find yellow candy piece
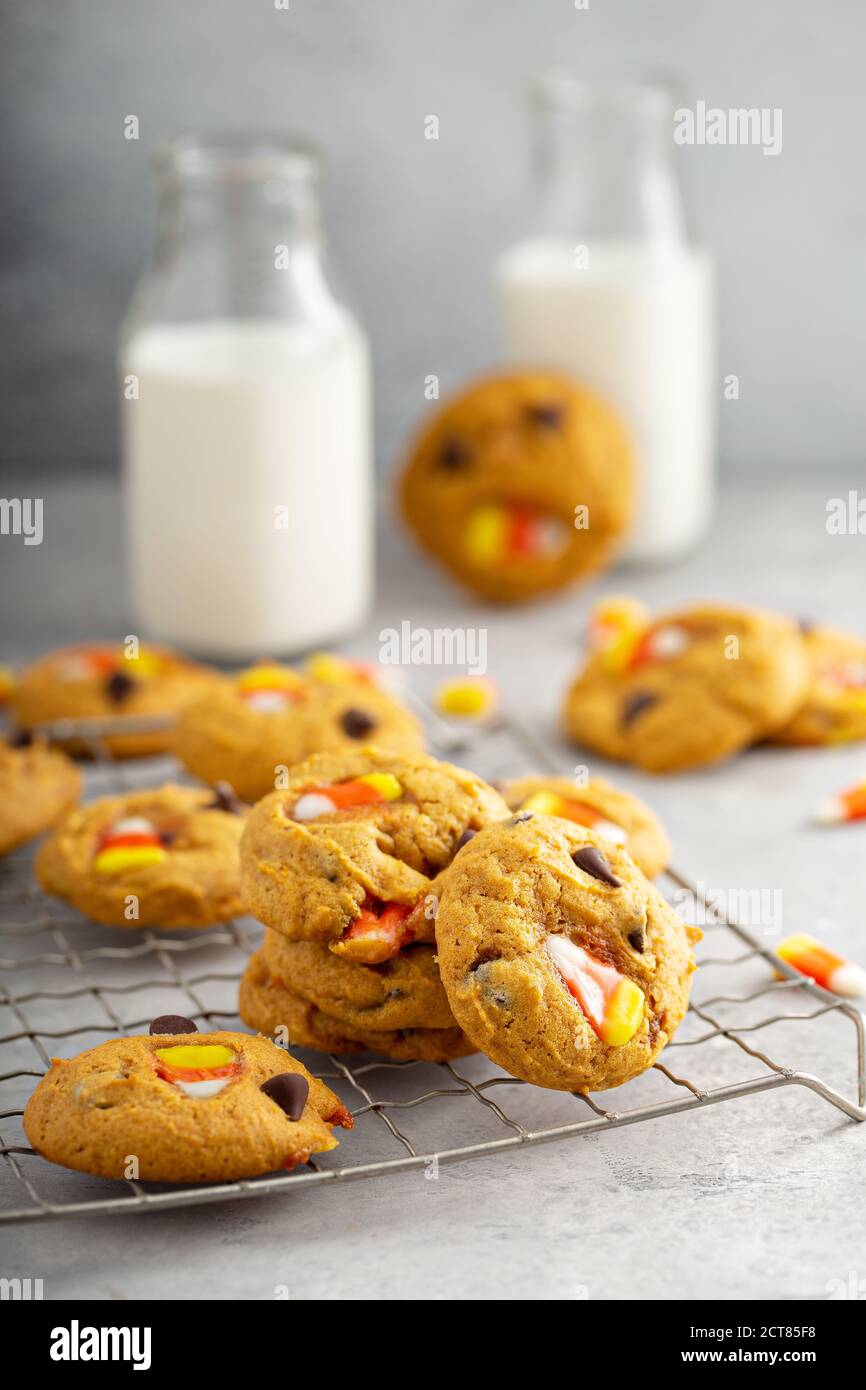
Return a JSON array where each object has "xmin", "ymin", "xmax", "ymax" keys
[
  {"xmin": 599, "ymin": 977, "xmax": 646, "ymax": 1047},
  {"xmin": 588, "ymin": 596, "xmax": 650, "ymax": 674},
  {"xmin": 155, "ymin": 1045, "xmax": 236, "ymax": 1070},
  {"xmin": 120, "ymin": 648, "xmax": 161, "ymax": 678},
  {"xmin": 435, "ymin": 678, "xmax": 497, "ymax": 719},
  {"xmin": 465, "ymin": 505, "xmax": 506, "ymax": 564},
  {"xmin": 306, "ymin": 652, "xmax": 355, "ymax": 684},
  {"xmin": 520, "ymin": 789, "xmax": 563, "ymax": 816},
  {"xmin": 238, "ymin": 664, "xmax": 303, "ymax": 691},
  {"xmin": 94, "ymin": 845, "xmax": 167, "ymax": 875},
  {"xmin": 357, "ymin": 772, "xmax": 403, "ymax": 801}
]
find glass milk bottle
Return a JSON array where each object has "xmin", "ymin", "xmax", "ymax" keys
[
  {"xmin": 498, "ymin": 77, "xmax": 715, "ymax": 562},
  {"xmin": 120, "ymin": 134, "xmax": 372, "ymax": 657}
]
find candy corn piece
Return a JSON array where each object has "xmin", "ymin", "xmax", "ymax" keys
[
  {"xmin": 0, "ymin": 665, "xmax": 14, "ymax": 705},
  {"xmin": 94, "ymin": 817, "xmax": 167, "ymax": 874},
  {"xmin": 336, "ymin": 903, "xmax": 414, "ymax": 963},
  {"xmin": 587, "ymin": 597, "xmax": 650, "ymax": 673},
  {"xmin": 518, "ymin": 790, "xmax": 628, "ymax": 844},
  {"xmin": 292, "ymin": 773, "xmax": 403, "ymax": 821},
  {"xmin": 547, "ymin": 933, "xmax": 645, "ymax": 1046},
  {"xmin": 118, "ymin": 646, "xmax": 162, "ymax": 678},
  {"xmin": 154, "ymin": 1044, "xmax": 242, "ymax": 1098},
  {"xmin": 628, "ymin": 622, "xmax": 691, "ymax": 670},
  {"xmin": 305, "ymin": 651, "xmax": 375, "ymax": 685},
  {"xmin": 237, "ymin": 663, "xmax": 305, "ymax": 712},
  {"xmin": 465, "ymin": 504, "xmax": 566, "ymax": 565},
  {"xmin": 815, "ymin": 781, "xmax": 866, "ymax": 824},
  {"xmin": 775, "ymin": 933, "xmax": 866, "ymax": 997},
  {"xmin": 434, "ymin": 677, "xmax": 498, "ymax": 720}
]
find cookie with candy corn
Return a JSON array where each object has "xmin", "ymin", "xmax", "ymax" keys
[
  {"xmin": 175, "ymin": 661, "xmax": 423, "ymax": 802},
  {"xmin": 23, "ymin": 1027, "xmax": 352, "ymax": 1182},
  {"xmin": 241, "ymin": 747, "xmax": 509, "ymax": 965},
  {"xmin": 433, "ymin": 814, "xmax": 700, "ymax": 1092},
  {"xmin": 10, "ymin": 643, "xmax": 217, "ymax": 758},
  {"xmin": 0, "ymin": 732, "xmax": 82, "ymax": 856},
  {"xmin": 35, "ymin": 784, "xmax": 246, "ymax": 928},
  {"xmin": 563, "ymin": 601, "xmax": 809, "ymax": 773},
  {"xmin": 399, "ymin": 371, "xmax": 634, "ymax": 603},
  {"xmin": 503, "ymin": 775, "xmax": 670, "ymax": 878},
  {"xmin": 770, "ymin": 625, "xmax": 866, "ymax": 745}
]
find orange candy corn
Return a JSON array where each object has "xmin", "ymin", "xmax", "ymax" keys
[
  {"xmin": 94, "ymin": 817, "xmax": 167, "ymax": 875},
  {"xmin": 518, "ymin": 789, "xmax": 627, "ymax": 844},
  {"xmin": 815, "ymin": 781, "xmax": 866, "ymax": 824},
  {"xmin": 547, "ymin": 933, "xmax": 645, "ymax": 1046},
  {"xmin": 775, "ymin": 933, "xmax": 866, "ymax": 997},
  {"xmin": 237, "ymin": 664, "xmax": 305, "ymax": 711},
  {"xmin": 292, "ymin": 773, "xmax": 403, "ymax": 822}
]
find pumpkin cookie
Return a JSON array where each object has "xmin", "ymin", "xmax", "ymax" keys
[
  {"xmin": 35, "ymin": 783, "xmax": 246, "ymax": 928},
  {"xmin": 254, "ymin": 930, "xmax": 456, "ymax": 1031},
  {"xmin": 433, "ymin": 814, "xmax": 699, "ymax": 1092},
  {"xmin": 241, "ymin": 746, "xmax": 509, "ymax": 965},
  {"xmin": 239, "ymin": 952, "xmax": 474, "ymax": 1061},
  {"xmin": 563, "ymin": 599, "xmax": 809, "ymax": 772},
  {"xmin": 771, "ymin": 625, "xmax": 866, "ymax": 745},
  {"xmin": 175, "ymin": 662, "xmax": 424, "ymax": 803},
  {"xmin": 399, "ymin": 371, "xmax": 633, "ymax": 603},
  {"xmin": 11, "ymin": 643, "xmax": 217, "ymax": 758},
  {"xmin": 0, "ymin": 732, "xmax": 82, "ymax": 856},
  {"xmin": 24, "ymin": 1024, "xmax": 352, "ymax": 1181},
  {"xmin": 503, "ymin": 774, "xmax": 670, "ymax": 878}
]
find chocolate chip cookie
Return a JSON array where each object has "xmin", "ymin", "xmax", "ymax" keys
[
  {"xmin": 503, "ymin": 774, "xmax": 670, "ymax": 878},
  {"xmin": 433, "ymin": 815, "xmax": 699, "ymax": 1092},
  {"xmin": 35, "ymin": 783, "xmax": 246, "ymax": 928},
  {"xmin": 399, "ymin": 371, "xmax": 634, "ymax": 603},
  {"xmin": 771, "ymin": 625, "xmax": 866, "ymax": 745},
  {"xmin": 563, "ymin": 601, "xmax": 809, "ymax": 772},
  {"xmin": 24, "ymin": 1025, "xmax": 352, "ymax": 1181},
  {"xmin": 0, "ymin": 733, "xmax": 82, "ymax": 856}
]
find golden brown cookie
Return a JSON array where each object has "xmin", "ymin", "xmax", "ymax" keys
[
  {"xmin": 0, "ymin": 732, "xmax": 82, "ymax": 856},
  {"xmin": 239, "ymin": 951, "xmax": 474, "ymax": 1061},
  {"xmin": 11, "ymin": 643, "xmax": 217, "ymax": 758},
  {"xmin": 35, "ymin": 783, "xmax": 246, "ymax": 928},
  {"xmin": 503, "ymin": 774, "xmax": 670, "ymax": 878},
  {"xmin": 256, "ymin": 930, "xmax": 456, "ymax": 1031},
  {"xmin": 24, "ymin": 1025, "xmax": 352, "ymax": 1181},
  {"xmin": 399, "ymin": 371, "xmax": 634, "ymax": 603},
  {"xmin": 240, "ymin": 746, "xmax": 510, "ymax": 964},
  {"xmin": 174, "ymin": 661, "xmax": 425, "ymax": 803},
  {"xmin": 433, "ymin": 814, "xmax": 699, "ymax": 1092},
  {"xmin": 563, "ymin": 600, "xmax": 809, "ymax": 773},
  {"xmin": 771, "ymin": 625, "xmax": 866, "ymax": 745}
]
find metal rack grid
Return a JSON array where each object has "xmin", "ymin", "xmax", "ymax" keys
[{"xmin": 1, "ymin": 708, "xmax": 864, "ymax": 1223}]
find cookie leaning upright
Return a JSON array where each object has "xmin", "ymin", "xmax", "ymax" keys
[
  {"xmin": 503, "ymin": 773, "xmax": 670, "ymax": 878},
  {"xmin": 563, "ymin": 599, "xmax": 810, "ymax": 772},
  {"xmin": 399, "ymin": 371, "xmax": 634, "ymax": 603},
  {"xmin": 174, "ymin": 660, "xmax": 424, "ymax": 803},
  {"xmin": 0, "ymin": 733, "xmax": 82, "ymax": 856},
  {"xmin": 433, "ymin": 814, "xmax": 700, "ymax": 1093},
  {"xmin": 240, "ymin": 746, "xmax": 510, "ymax": 964}
]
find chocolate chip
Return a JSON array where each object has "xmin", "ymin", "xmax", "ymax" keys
[
  {"xmin": 206, "ymin": 781, "xmax": 245, "ymax": 815},
  {"xmin": 797, "ymin": 617, "xmax": 815, "ymax": 635},
  {"xmin": 622, "ymin": 690, "xmax": 658, "ymax": 727},
  {"xmin": 527, "ymin": 402, "xmax": 565, "ymax": 429},
  {"xmin": 149, "ymin": 1014, "xmax": 198, "ymax": 1035},
  {"xmin": 105, "ymin": 671, "xmax": 135, "ymax": 704},
  {"xmin": 511, "ymin": 812, "xmax": 532, "ymax": 824},
  {"xmin": 261, "ymin": 1072, "xmax": 309, "ymax": 1121},
  {"xmin": 627, "ymin": 927, "xmax": 646, "ymax": 952},
  {"xmin": 572, "ymin": 846, "xmax": 622, "ymax": 887},
  {"xmin": 456, "ymin": 828, "xmax": 477, "ymax": 851},
  {"xmin": 8, "ymin": 728, "xmax": 34, "ymax": 748},
  {"xmin": 160, "ymin": 831, "xmax": 176, "ymax": 847},
  {"xmin": 438, "ymin": 437, "xmax": 469, "ymax": 471},
  {"xmin": 340, "ymin": 707, "xmax": 376, "ymax": 739}
]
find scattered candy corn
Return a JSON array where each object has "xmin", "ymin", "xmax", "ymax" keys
[
  {"xmin": 237, "ymin": 664, "xmax": 305, "ymax": 712},
  {"xmin": 154, "ymin": 1044, "xmax": 242, "ymax": 1098},
  {"xmin": 814, "ymin": 781, "xmax": 866, "ymax": 824},
  {"xmin": 93, "ymin": 817, "xmax": 167, "ymax": 874},
  {"xmin": 465, "ymin": 504, "xmax": 566, "ymax": 565},
  {"xmin": 434, "ymin": 677, "xmax": 498, "ymax": 720},
  {"xmin": 775, "ymin": 933, "xmax": 866, "ymax": 997},
  {"xmin": 292, "ymin": 773, "xmax": 403, "ymax": 821},
  {"xmin": 518, "ymin": 789, "xmax": 627, "ymax": 844},
  {"xmin": 587, "ymin": 597, "xmax": 650, "ymax": 673},
  {"xmin": 339, "ymin": 903, "xmax": 414, "ymax": 961},
  {"xmin": 305, "ymin": 652, "xmax": 375, "ymax": 685},
  {"xmin": 547, "ymin": 933, "xmax": 645, "ymax": 1046}
]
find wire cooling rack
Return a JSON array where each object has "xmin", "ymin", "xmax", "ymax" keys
[{"xmin": 1, "ymin": 708, "xmax": 864, "ymax": 1223}]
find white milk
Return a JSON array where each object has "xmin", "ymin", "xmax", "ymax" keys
[
  {"xmin": 498, "ymin": 240, "xmax": 714, "ymax": 562},
  {"xmin": 122, "ymin": 319, "xmax": 372, "ymax": 658}
]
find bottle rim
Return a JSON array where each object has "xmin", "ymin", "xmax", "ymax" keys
[
  {"xmin": 530, "ymin": 71, "xmax": 681, "ymax": 117},
  {"xmin": 154, "ymin": 131, "xmax": 321, "ymax": 182}
]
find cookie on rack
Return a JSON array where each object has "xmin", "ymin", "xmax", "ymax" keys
[
  {"xmin": 503, "ymin": 773, "xmax": 670, "ymax": 878},
  {"xmin": 23, "ymin": 1023, "xmax": 353, "ymax": 1181},
  {"xmin": 35, "ymin": 783, "xmax": 246, "ymax": 928},
  {"xmin": 239, "ymin": 952, "xmax": 474, "ymax": 1061},
  {"xmin": 563, "ymin": 599, "xmax": 810, "ymax": 772},
  {"xmin": 174, "ymin": 661, "xmax": 425, "ymax": 803},
  {"xmin": 433, "ymin": 814, "xmax": 700, "ymax": 1092},
  {"xmin": 399, "ymin": 371, "xmax": 634, "ymax": 603},
  {"xmin": 770, "ymin": 624, "xmax": 866, "ymax": 745},
  {"xmin": 11, "ymin": 643, "xmax": 217, "ymax": 758},
  {"xmin": 0, "ymin": 732, "xmax": 82, "ymax": 856},
  {"xmin": 240, "ymin": 745, "xmax": 510, "ymax": 964}
]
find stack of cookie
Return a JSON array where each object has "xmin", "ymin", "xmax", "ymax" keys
[{"xmin": 238, "ymin": 746, "xmax": 512, "ymax": 1061}]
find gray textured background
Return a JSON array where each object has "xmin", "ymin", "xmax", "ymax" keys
[{"xmin": 2, "ymin": 0, "xmax": 864, "ymax": 478}]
